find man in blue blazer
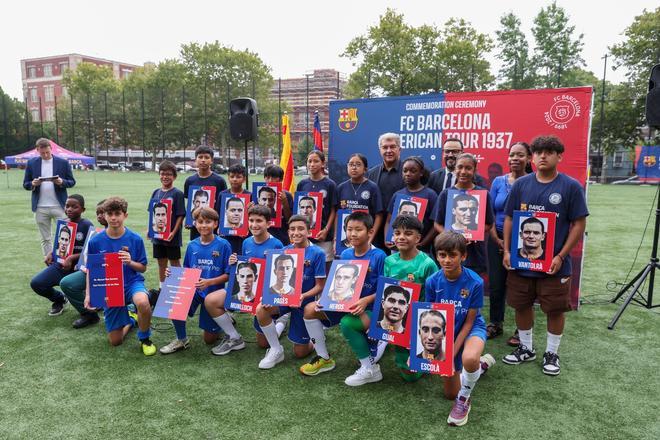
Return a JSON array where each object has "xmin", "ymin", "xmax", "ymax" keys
[{"xmin": 23, "ymin": 138, "xmax": 76, "ymax": 256}]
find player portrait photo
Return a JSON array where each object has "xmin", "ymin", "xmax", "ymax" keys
[
  {"xmin": 233, "ymin": 261, "xmax": 259, "ymax": 303},
  {"xmin": 52, "ymin": 220, "xmax": 78, "ymax": 263},
  {"xmin": 409, "ymin": 302, "xmax": 455, "ymax": 376},
  {"xmin": 444, "ymin": 189, "xmax": 487, "ymax": 241},
  {"xmin": 186, "ymin": 186, "xmax": 217, "ymax": 227},
  {"xmin": 386, "ymin": 195, "xmax": 428, "ymax": 243},
  {"xmin": 261, "ymin": 248, "xmax": 305, "ymax": 307},
  {"xmin": 225, "ymin": 256, "xmax": 266, "ymax": 314},
  {"xmin": 148, "ymin": 199, "xmax": 172, "ymax": 239},
  {"xmin": 294, "ymin": 192, "xmax": 323, "ymax": 238},
  {"xmin": 398, "ymin": 200, "xmax": 419, "ymax": 218},
  {"xmin": 511, "ymin": 210, "xmax": 557, "ymax": 272},
  {"xmin": 377, "ymin": 283, "xmax": 412, "ymax": 334},
  {"xmin": 269, "ymin": 253, "xmax": 296, "ymax": 295},
  {"xmin": 218, "ymin": 193, "xmax": 250, "ymax": 237},
  {"xmin": 319, "ymin": 260, "xmax": 369, "ymax": 311},
  {"xmin": 252, "ymin": 182, "xmax": 283, "ymax": 227},
  {"xmin": 224, "ymin": 196, "xmax": 245, "ymax": 229}
]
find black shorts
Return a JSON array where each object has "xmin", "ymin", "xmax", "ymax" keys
[{"xmin": 153, "ymin": 243, "xmax": 181, "ymax": 260}]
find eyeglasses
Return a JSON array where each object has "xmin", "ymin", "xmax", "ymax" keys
[{"xmin": 347, "ymin": 162, "xmax": 364, "ymax": 168}]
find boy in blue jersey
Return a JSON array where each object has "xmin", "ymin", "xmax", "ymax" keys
[
  {"xmin": 159, "ymin": 207, "xmax": 232, "ymax": 355},
  {"xmin": 255, "ymin": 215, "xmax": 326, "ymax": 369},
  {"xmin": 184, "ymin": 145, "xmax": 228, "ymax": 241},
  {"xmin": 84, "ymin": 197, "xmax": 156, "ymax": 356},
  {"xmin": 263, "ymin": 164, "xmax": 293, "ymax": 246},
  {"xmin": 30, "ymin": 194, "xmax": 94, "ymax": 317},
  {"xmin": 203, "ymin": 205, "xmax": 284, "ymax": 356},
  {"xmin": 502, "ymin": 135, "xmax": 588, "ymax": 376},
  {"xmin": 337, "ymin": 211, "xmax": 387, "ymax": 386},
  {"xmin": 425, "ymin": 231, "xmax": 496, "ymax": 426},
  {"xmin": 149, "ymin": 160, "xmax": 185, "ymax": 295},
  {"xmin": 219, "ymin": 164, "xmax": 251, "ymax": 254}
]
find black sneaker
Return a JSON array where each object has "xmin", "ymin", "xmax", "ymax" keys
[
  {"xmin": 72, "ymin": 312, "xmax": 100, "ymax": 329},
  {"xmin": 48, "ymin": 297, "xmax": 68, "ymax": 316},
  {"xmin": 542, "ymin": 351, "xmax": 561, "ymax": 376},
  {"xmin": 148, "ymin": 289, "xmax": 160, "ymax": 308},
  {"xmin": 502, "ymin": 345, "xmax": 537, "ymax": 365}
]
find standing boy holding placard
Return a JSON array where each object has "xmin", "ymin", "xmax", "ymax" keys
[
  {"xmin": 84, "ymin": 197, "xmax": 156, "ymax": 355},
  {"xmin": 502, "ymin": 136, "xmax": 588, "ymax": 376}
]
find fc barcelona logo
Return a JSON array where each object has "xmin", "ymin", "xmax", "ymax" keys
[
  {"xmin": 644, "ymin": 155, "xmax": 656, "ymax": 167},
  {"xmin": 407, "ymin": 274, "xmax": 415, "ymax": 282},
  {"xmin": 460, "ymin": 288, "xmax": 469, "ymax": 299},
  {"xmin": 338, "ymin": 108, "xmax": 358, "ymax": 132}
]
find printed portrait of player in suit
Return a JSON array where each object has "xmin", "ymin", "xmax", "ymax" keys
[
  {"xmin": 451, "ymin": 193, "xmax": 478, "ymax": 232},
  {"xmin": 517, "ymin": 216, "xmax": 546, "ymax": 261},
  {"xmin": 258, "ymin": 186, "xmax": 277, "ymax": 217},
  {"xmin": 398, "ymin": 200, "xmax": 419, "ymax": 218},
  {"xmin": 152, "ymin": 202, "xmax": 168, "ymax": 234},
  {"xmin": 416, "ymin": 309, "xmax": 446, "ymax": 361},
  {"xmin": 193, "ymin": 189, "xmax": 211, "ymax": 210},
  {"xmin": 328, "ymin": 263, "xmax": 360, "ymax": 303},
  {"xmin": 298, "ymin": 196, "xmax": 317, "ymax": 230},
  {"xmin": 233, "ymin": 261, "xmax": 259, "ymax": 303},
  {"xmin": 224, "ymin": 197, "xmax": 245, "ymax": 229},
  {"xmin": 56, "ymin": 225, "xmax": 72, "ymax": 259},
  {"xmin": 269, "ymin": 253, "xmax": 295, "ymax": 295},
  {"xmin": 377, "ymin": 284, "xmax": 411, "ymax": 334}
]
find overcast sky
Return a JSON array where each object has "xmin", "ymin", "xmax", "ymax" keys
[{"xmin": 1, "ymin": 0, "xmax": 656, "ymax": 99}]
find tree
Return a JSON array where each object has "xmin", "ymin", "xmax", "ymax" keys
[
  {"xmin": 495, "ymin": 12, "xmax": 535, "ymax": 89},
  {"xmin": 0, "ymin": 87, "xmax": 33, "ymax": 156},
  {"xmin": 531, "ymin": 1, "xmax": 584, "ymax": 88}
]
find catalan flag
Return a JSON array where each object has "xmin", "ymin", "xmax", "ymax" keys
[
  {"xmin": 313, "ymin": 111, "xmax": 323, "ymax": 152},
  {"xmin": 279, "ymin": 114, "xmax": 295, "ymax": 193}
]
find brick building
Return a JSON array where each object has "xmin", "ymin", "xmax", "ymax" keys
[
  {"xmin": 21, "ymin": 54, "xmax": 140, "ymax": 122},
  {"xmin": 270, "ymin": 69, "xmax": 347, "ymax": 149}
]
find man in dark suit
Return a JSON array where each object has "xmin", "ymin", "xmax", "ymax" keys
[
  {"xmin": 428, "ymin": 138, "xmax": 486, "ymax": 193},
  {"xmin": 367, "ymin": 133, "xmax": 405, "ymax": 250},
  {"xmin": 23, "ymin": 138, "xmax": 76, "ymax": 256}
]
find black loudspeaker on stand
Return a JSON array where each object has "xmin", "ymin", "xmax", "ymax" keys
[
  {"xmin": 608, "ymin": 64, "xmax": 660, "ymax": 329},
  {"xmin": 229, "ymin": 97, "xmax": 258, "ymax": 186}
]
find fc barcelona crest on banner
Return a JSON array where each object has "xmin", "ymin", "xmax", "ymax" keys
[
  {"xmin": 338, "ymin": 108, "xmax": 358, "ymax": 132},
  {"xmin": 644, "ymin": 155, "xmax": 656, "ymax": 167}
]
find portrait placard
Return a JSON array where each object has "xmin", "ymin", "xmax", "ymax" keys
[
  {"xmin": 318, "ymin": 259, "xmax": 369, "ymax": 312},
  {"xmin": 409, "ymin": 302, "xmax": 455, "ymax": 376},
  {"xmin": 444, "ymin": 189, "xmax": 487, "ymax": 241},
  {"xmin": 87, "ymin": 252, "xmax": 125, "ymax": 308},
  {"xmin": 148, "ymin": 198, "xmax": 173, "ymax": 240},
  {"xmin": 186, "ymin": 186, "xmax": 217, "ymax": 227},
  {"xmin": 334, "ymin": 208, "xmax": 368, "ymax": 257},
  {"xmin": 252, "ymin": 182, "xmax": 283, "ymax": 228},
  {"xmin": 224, "ymin": 256, "xmax": 266, "ymax": 314},
  {"xmin": 511, "ymin": 210, "xmax": 557, "ymax": 272},
  {"xmin": 52, "ymin": 219, "xmax": 78, "ymax": 264},
  {"xmin": 261, "ymin": 248, "xmax": 305, "ymax": 307},
  {"xmin": 293, "ymin": 192, "xmax": 323, "ymax": 239},
  {"xmin": 385, "ymin": 194, "xmax": 428, "ymax": 243},
  {"xmin": 76, "ymin": 227, "xmax": 104, "ymax": 272},
  {"xmin": 218, "ymin": 193, "xmax": 250, "ymax": 237},
  {"xmin": 153, "ymin": 267, "xmax": 202, "ymax": 321},
  {"xmin": 367, "ymin": 276, "xmax": 421, "ymax": 348}
]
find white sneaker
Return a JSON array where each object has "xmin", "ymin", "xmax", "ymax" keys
[
  {"xmin": 159, "ymin": 338, "xmax": 190, "ymax": 355},
  {"xmin": 344, "ymin": 364, "xmax": 383, "ymax": 386},
  {"xmin": 258, "ymin": 347, "xmax": 285, "ymax": 369}
]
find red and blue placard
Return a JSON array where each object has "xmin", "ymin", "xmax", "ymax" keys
[
  {"xmin": 87, "ymin": 252, "xmax": 125, "ymax": 308},
  {"xmin": 52, "ymin": 219, "xmax": 78, "ymax": 265},
  {"xmin": 261, "ymin": 248, "xmax": 305, "ymax": 307},
  {"xmin": 385, "ymin": 194, "xmax": 428, "ymax": 243},
  {"xmin": 409, "ymin": 302, "xmax": 455, "ymax": 376},
  {"xmin": 293, "ymin": 191, "xmax": 323, "ymax": 239},
  {"xmin": 153, "ymin": 267, "xmax": 202, "ymax": 321},
  {"xmin": 186, "ymin": 185, "xmax": 217, "ymax": 227},
  {"xmin": 510, "ymin": 210, "xmax": 557, "ymax": 273},
  {"xmin": 318, "ymin": 259, "xmax": 369, "ymax": 312},
  {"xmin": 367, "ymin": 276, "xmax": 421, "ymax": 348},
  {"xmin": 224, "ymin": 256, "xmax": 266, "ymax": 315},
  {"xmin": 444, "ymin": 189, "xmax": 488, "ymax": 241},
  {"xmin": 252, "ymin": 182, "xmax": 283, "ymax": 227}
]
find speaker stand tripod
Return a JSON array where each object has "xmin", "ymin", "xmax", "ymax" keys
[{"xmin": 608, "ymin": 183, "xmax": 660, "ymax": 329}]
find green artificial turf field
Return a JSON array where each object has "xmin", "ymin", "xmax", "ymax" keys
[{"xmin": 1, "ymin": 169, "xmax": 659, "ymax": 439}]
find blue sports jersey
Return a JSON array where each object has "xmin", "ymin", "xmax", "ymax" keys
[
  {"xmin": 87, "ymin": 227, "xmax": 148, "ymax": 286},
  {"xmin": 340, "ymin": 245, "xmax": 386, "ymax": 300},
  {"xmin": 242, "ymin": 235, "xmax": 284, "ymax": 258},
  {"xmin": 283, "ymin": 243, "xmax": 326, "ymax": 304},
  {"xmin": 433, "ymin": 185, "xmax": 495, "ymax": 273},
  {"xmin": 425, "ymin": 266, "xmax": 484, "ymax": 336},
  {"xmin": 297, "ymin": 177, "xmax": 337, "ymax": 232},
  {"xmin": 183, "ymin": 236, "xmax": 232, "ymax": 297},
  {"xmin": 335, "ymin": 179, "xmax": 384, "ymax": 219},
  {"xmin": 269, "ymin": 190, "xmax": 293, "ymax": 245},
  {"xmin": 149, "ymin": 187, "xmax": 186, "ymax": 247},
  {"xmin": 504, "ymin": 172, "xmax": 589, "ymax": 278}
]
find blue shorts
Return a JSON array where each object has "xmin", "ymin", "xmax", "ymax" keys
[
  {"xmin": 320, "ymin": 310, "xmax": 343, "ymax": 328},
  {"xmin": 187, "ymin": 293, "xmax": 220, "ymax": 334},
  {"xmin": 454, "ymin": 315, "xmax": 487, "ymax": 371},
  {"xmin": 103, "ymin": 282, "xmax": 149, "ymax": 333},
  {"xmin": 253, "ymin": 306, "xmax": 310, "ymax": 345}
]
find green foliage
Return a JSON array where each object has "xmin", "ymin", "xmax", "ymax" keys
[
  {"xmin": 495, "ymin": 13, "xmax": 536, "ymax": 89},
  {"xmin": 0, "ymin": 87, "xmax": 32, "ymax": 155},
  {"xmin": 531, "ymin": 1, "xmax": 584, "ymax": 88},
  {"xmin": 342, "ymin": 9, "xmax": 493, "ymax": 97}
]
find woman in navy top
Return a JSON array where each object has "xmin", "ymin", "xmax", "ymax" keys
[{"xmin": 486, "ymin": 142, "xmax": 532, "ymax": 343}]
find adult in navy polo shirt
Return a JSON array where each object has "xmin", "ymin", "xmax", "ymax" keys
[
  {"xmin": 367, "ymin": 133, "xmax": 405, "ymax": 249},
  {"xmin": 23, "ymin": 138, "xmax": 76, "ymax": 256},
  {"xmin": 502, "ymin": 135, "xmax": 588, "ymax": 377}
]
